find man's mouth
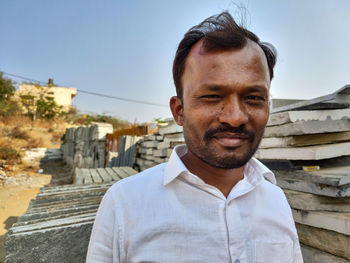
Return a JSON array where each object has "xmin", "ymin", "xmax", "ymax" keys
[{"xmin": 213, "ymin": 132, "xmax": 249, "ymax": 147}]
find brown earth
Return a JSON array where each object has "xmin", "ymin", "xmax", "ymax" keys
[{"xmin": 0, "ymin": 116, "xmax": 71, "ymax": 262}]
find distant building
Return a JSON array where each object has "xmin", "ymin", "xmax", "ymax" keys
[{"xmin": 17, "ymin": 79, "xmax": 77, "ymax": 112}]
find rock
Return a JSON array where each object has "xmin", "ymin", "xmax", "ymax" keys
[
  {"xmin": 263, "ymin": 119, "xmax": 350, "ymax": 137},
  {"xmin": 267, "ymin": 109, "xmax": 350, "ymax": 127},
  {"xmin": 296, "ymin": 223, "xmax": 350, "ymax": 259},
  {"xmin": 292, "ymin": 209, "xmax": 350, "ymax": 235},
  {"xmin": 284, "ymin": 189, "xmax": 350, "ymax": 212},
  {"xmin": 301, "ymin": 244, "xmax": 350, "ymax": 263},
  {"xmin": 259, "ymin": 131, "xmax": 350, "ymax": 148},
  {"xmin": 255, "ymin": 142, "xmax": 350, "ymax": 160}
]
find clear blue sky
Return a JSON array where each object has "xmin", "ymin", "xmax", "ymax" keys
[{"xmin": 1, "ymin": 0, "xmax": 349, "ymax": 122}]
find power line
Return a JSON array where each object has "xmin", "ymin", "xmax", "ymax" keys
[
  {"xmin": 76, "ymin": 89, "xmax": 167, "ymax": 107},
  {"xmin": 1, "ymin": 71, "xmax": 168, "ymax": 107},
  {"xmin": 1, "ymin": 72, "xmax": 46, "ymax": 85}
]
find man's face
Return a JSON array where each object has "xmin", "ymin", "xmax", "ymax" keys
[{"xmin": 171, "ymin": 40, "xmax": 270, "ymax": 169}]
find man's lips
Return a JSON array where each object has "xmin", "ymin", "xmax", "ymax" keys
[{"xmin": 213, "ymin": 132, "xmax": 249, "ymax": 147}]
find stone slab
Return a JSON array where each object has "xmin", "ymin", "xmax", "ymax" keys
[
  {"xmin": 81, "ymin": 168, "xmax": 92, "ymax": 184},
  {"xmin": 272, "ymin": 85, "xmax": 350, "ymax": 113},
  {"xmin": 301, "ymin": 244, "xmax": 350, "ymax": 263},
  {"xmin": 261, "ymin": 155, "xmax": 350, "ymax": 171},
  {"xmin": 6, "ymin": 221, "xmax": 94, "ymax": 263},
  {"xmin": 267, "ymin": 109, "xmax": 350, "ymax": 126},
  {"xmin": 292, "ymin": 209, "xmax": 350, "ymax": 235},
  {"xmin": 259, "ymin": 131, "xmax": 350, "ymax": 148},
  {"xmin": 276, "ymin": 177, "xmax": 350, "ymax": 197},
  {"xmin": 119, "ymin": 166, "xmax": 137, "ymax": 176},
  {"xmin": 159, "ymin": 122, "xmax": 183, "ymax": 135},
  {"xmin": 97, "ymin": 168, "xmax": 113, "ymax": 182},
  {"xmin": 153, "ymin": 148, "xmax": 168, "ymax": 157},
  {"xmin": 263, "ymin": 119, "xmax": 350, "ymax": 137},
  {"xmin": 273, "ymin": 166, "xmax": 350, "ymax": 187},
  {"xmin": 296, "ymin": 223, "xmax": 350, "ymax": 259},
  {"xmin": 112, "ymin": 167, "xmax": 128, "ymax": 179},
  {"xmin": 284, "ymin": 189, "xmax": 350, "ymax": 212},
  {"xmin": 163, "ymin": 132, "xmax": 184, "ymax": 142},
  {"xmin": 255, "ymin": 142, "xmax": 350, "ymax": 160},
  {"xmin": 13, "ymin": 208, "xmax": 98, "ymax": 227},
  {"xmin": 141, "ymin": 141, "xmax": 158, "ymax": 148},
  {"xmin": 104, "ymin": 167, "xmax": 120, "ymax": 181}
]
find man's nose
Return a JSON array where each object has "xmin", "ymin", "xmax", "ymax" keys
[{"xmin": 217, "ymin": 96, "xmax": 248, "ymax": 127}]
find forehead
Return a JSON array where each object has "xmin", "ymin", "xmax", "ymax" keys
[{"xmin": 182, "ymin": 39, "xmax": 270, "ymax": 93}]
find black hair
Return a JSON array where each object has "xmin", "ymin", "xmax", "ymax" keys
[{"xmin": 173, "ymin": 11, "xmax": 277, "ymax": 98}]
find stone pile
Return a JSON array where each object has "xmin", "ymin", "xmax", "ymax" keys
[
  {"xmin": 74, "ymin": 166, "xmax": 137, "ymax": 184},
  {"xmin": 106, "ymin": 135, "xmax": 142, "ymax": 168},
  {"xmin": 5, "ymin": 166, "xmax": 137, "ymax": 263},
  {"xmin": 254, "ymin": 108, "xmax": 350, "ymax": 262},
  {"xmin": 5, "ymin": 182, "xmax": 111, "ymax": 263},
  {"xmin": 60, "ymin": 122, "xmax": 113, "ymax": 171},
  {"xmin": 23, "ymin": 147, "xmax": 62, "ymax": 163},
  {"xmin": 134, "ymin": 119, "xmax": 184, "ymax": 171}
]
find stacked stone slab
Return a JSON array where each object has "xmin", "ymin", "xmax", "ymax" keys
[
  {"xmin": 106, "ymin": 135, "xmax": 142, "ymax": 168},
  {"xmin": 5, "ymin": 182, "xmax": 111, "ymax": 263},
  {"xmin": 134, "ymin": 119, "xmax": 184, "ymax": 171},
  {"xmin": 74, "ymin": 166, "xmax": 137, "ymax": 184},
  {"xmin": 23, "ymin": 148, "xmax": 62, "ymax": 163},
  {"xmin": 254, "ymin": 108, "xmax": 350, "ymax": 262},
  {"xmin": 60, "ymin": 122, "xmax": 113, "ymax": 171},
  {"xmin": 5, "ymin": 166, "xmax": 137, "ymax": 263}
]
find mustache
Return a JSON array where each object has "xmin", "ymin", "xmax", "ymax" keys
[{"xmin": 204, "ymin": 124, "xmax": 255, "ymax": 142}]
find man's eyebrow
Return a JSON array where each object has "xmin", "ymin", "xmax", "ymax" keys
[
  {"xmin": 199, "ymin": 85, "xmax": 268, "ymax": 92},
  {"xmin": 245, "ymin": 86, "xmax": 269, "ymax": 93},
  {"xmin": 199, "ymin": 85, "xmax": 225, "ymax": 91}
]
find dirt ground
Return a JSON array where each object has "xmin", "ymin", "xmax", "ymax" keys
[{"xmin": 0, "ymin": 158, "xmax": 71, "ymax": 262}]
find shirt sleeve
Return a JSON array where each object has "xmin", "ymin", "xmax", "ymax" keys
[{"xmin": 86, "ymin": 189, "xmax": 119, "ymax": 263}]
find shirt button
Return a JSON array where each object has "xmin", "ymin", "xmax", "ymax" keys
[{"xmin": 234, "ymin": 260, "xmax": 240, "ymax": 263}]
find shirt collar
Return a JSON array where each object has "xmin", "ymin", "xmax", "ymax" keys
[{"xmin": 163, "ymin": 144, "xmax": 276, "ymax": 186}]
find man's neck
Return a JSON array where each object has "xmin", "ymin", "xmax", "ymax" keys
[{"xmin": 180, "ymin": 150, "xmax": 245, "ymax": 198}]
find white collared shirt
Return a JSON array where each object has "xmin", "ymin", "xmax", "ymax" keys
[{"xmin": 87, "ymin": 145, "xmax": 303, "ymax": 263}]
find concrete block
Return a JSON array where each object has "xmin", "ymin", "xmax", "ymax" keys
[
  {"xmin": 255, "ymin": 142, "xmax": 350, "ymax": 160},
  {"xmin": 259, "ymin": 131, "xmax": 350, "ymax": 148},
  {"xmin": 301, "ymin": 244, "xmax": 350, "ymax": 263},
  {"xmin": 153, "ymin": 157, "xmax": 166, "ymax": 164},
  {"xmin": 141, "ymin": 141, "xmax": 158, "ymax": 148},
  {"xmin": 267, "ymin": 109, "xmax": 350, "ymax": 126},
  {"xmin": 157, "ymin": 141, "xmax": 171, "ymax": 149},
  {"xmin": 296, "ymin": 224, "xmax": 350, "ymax": 259},
  {"xmin": 163, "ymin": 132, "xmax": 184, "ymax": 142},
  {"xmin": 276, "ymin": 176, "xmax": 350, "ymax": 197},
  {"xmin": 153, "ymin": 148, "xmax": 168, "ymax": 157},
  {"xmin": 6, "ymin": 218, "xmax": 94, "ymax": 263},
  {"xmin": 264, "ymin": 119, "xmax": 350, "ymax": 137},
  {"xmin": 144, "ymin": 135, "xmax": 156, "ymax": 141},
  {"xmin": 284, "ymin": 189, "xmax": 350, "ymax": 212},
  {"xmin": 159, "ymin": 122, "xmax": 183, "ymax": 135},
  {"xmin": 292, "ymin": 209, "xmax": 350, "ymax": 235}
]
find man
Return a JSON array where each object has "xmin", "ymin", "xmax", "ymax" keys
[{"xmin": 87, "ymin": 12, "xmax": 303, "ymax": 263}]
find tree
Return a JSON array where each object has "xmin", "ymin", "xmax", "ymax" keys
[
  {"xmin": 0, "ymin": 72, "xmax": 20, "ymax": 116},
  {"xmin": 0, "ymin": 72, "xmax": 16, "ymax": 101},
  {"xmin": 36, "ymin": 96, "xmax": 63, "ymax": 119}
]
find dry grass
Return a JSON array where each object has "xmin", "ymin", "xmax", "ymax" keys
[{"xmin": 0, "ymin": 116, "xmax": 68, "ymax": 173}]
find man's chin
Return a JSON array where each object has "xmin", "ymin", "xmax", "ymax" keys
[{"xmin": 198, "ymin": 152, "xmax": 253, "ymax": 170}]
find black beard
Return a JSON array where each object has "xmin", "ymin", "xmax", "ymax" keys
[{"xmin": 185, "ymin": 124, "xmax": 263, "ymax": 169}]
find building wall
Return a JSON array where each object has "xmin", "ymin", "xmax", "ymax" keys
[{"xmin": 17, "ymin": 84, "xmax": 77, "ymax": 112}]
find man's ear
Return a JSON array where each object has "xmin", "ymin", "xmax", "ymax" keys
[{"xmin": 169, "ymin": 96, "xmax": 183, "ymax": 126}]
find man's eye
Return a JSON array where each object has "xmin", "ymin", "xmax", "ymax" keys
[
  {"xmin": 201, "ymin": 95, "xmax": 221, "ymax": 99},
  {"xmin": 245, "ymin": 95, "xmax": 265, "ymax": 101}
]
